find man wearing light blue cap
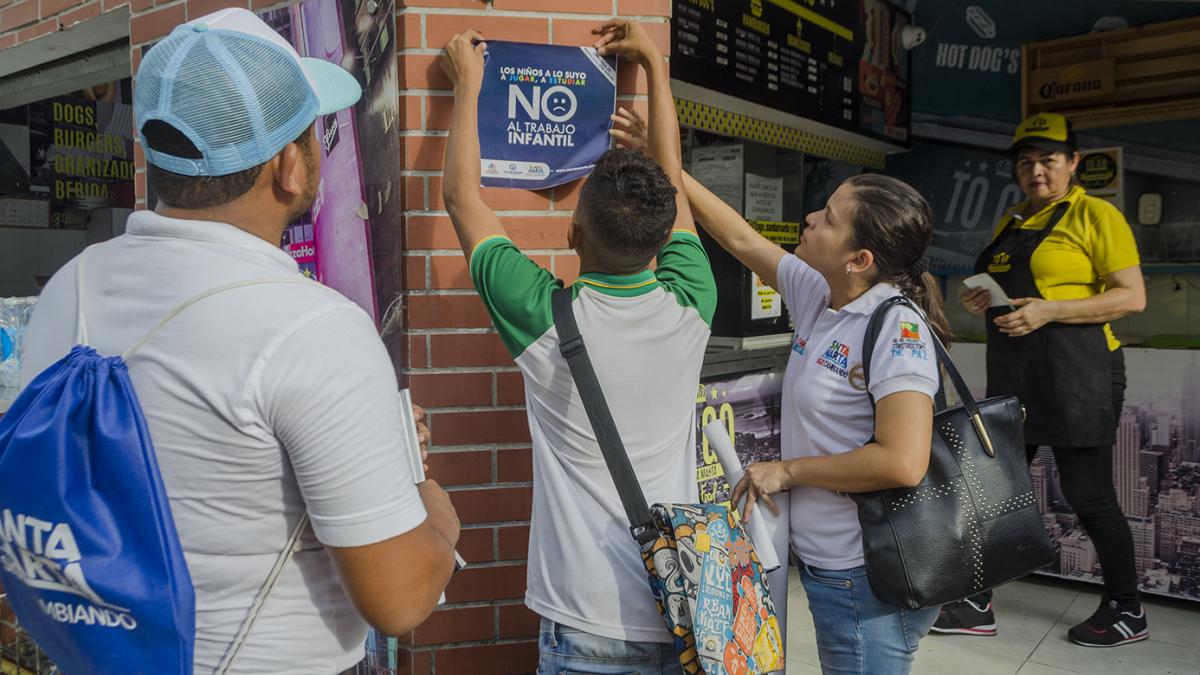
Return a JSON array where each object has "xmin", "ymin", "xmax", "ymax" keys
[{"xmin": 21, "ymin": 8, "xmax": 460, "ymax": 673}]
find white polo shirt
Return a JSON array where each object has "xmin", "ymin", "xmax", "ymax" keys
[
  {"xmin": 20, "ymin": 211, "xmax": 427, "ymax": 674},
  {"xmin": 776, "ymin": 254, "xmax": 939, "ymax": 570}
]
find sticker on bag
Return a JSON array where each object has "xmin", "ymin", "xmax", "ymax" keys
[{"xmin": 652, "ymin": 504, "xmax": 783, "ymax": 674}]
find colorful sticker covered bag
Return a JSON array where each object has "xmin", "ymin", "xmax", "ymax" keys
[
  {"xmin": 640, "ymin": 503, "xmax": 783, "ymax": 675},
  {"xmin": 550, "ymin": 289, "xmax": 783, "ymax": 674}
]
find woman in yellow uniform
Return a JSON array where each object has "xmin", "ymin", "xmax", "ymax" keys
[{"xmin": 932, "ymin": 113, "xmax": 1149, "ymax": 647}]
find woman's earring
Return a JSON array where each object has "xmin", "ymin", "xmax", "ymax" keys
[{"xmin": 845, "ymin": 265, "xmax": 853, "ymax": 275}]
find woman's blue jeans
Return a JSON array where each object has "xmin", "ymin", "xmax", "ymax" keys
[{"xmin": 798, "ymin": 562, "xmax": 939, "ymax": 675}]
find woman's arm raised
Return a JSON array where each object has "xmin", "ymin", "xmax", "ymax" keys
[{"xmin": 681, "ymin": 171, "xmax": 788, "ymax": 289}]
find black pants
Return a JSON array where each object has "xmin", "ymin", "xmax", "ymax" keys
[{"xmin": 976, "ymin": 349, "xmax": 1140, "ymax": 608}]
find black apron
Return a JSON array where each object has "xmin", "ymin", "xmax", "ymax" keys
[{"xmin": 974, "ymin": 202, "xmax": 1116, "ymax": 448}]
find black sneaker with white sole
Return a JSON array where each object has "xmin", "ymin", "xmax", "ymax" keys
[
  {"xmin": 1068, "ymin": 597, "xmax": 1149, "ymax": 648},
  {"xmin": 929, "ymin": 597, "xmax": 997, "ymax": 636}
]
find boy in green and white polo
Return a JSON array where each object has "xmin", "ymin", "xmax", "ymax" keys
[
  {"xmin": 440, "ymin": 22, "xmax": 716, "ymax": 666},
  {"xmin": 471, "ymin": 222, "xmax": 714, "ymax": 644}
]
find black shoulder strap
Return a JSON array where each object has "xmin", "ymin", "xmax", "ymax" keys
[
  {"xmin": 993, "ymin": 201, "xmax": 1071, "ymax": 249},
  {"xmin": 551, "ymin": 287, "xmax": 658, "ymax": 546},
  {"xmin": 861, "ymin": 296, "xmax": 1000, "ymax": 456},
  {"xmin": 1033, "ymin": 201, "xmax": 1072, "ymax": 245},
  {"xmin": 861, "ymin": 296, "xmax": 966, "ymax": 415}
]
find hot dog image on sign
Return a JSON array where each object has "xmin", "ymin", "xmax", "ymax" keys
[{"xmin": 478, "ymin": 41, "xmax": 617, "ymax": 190}]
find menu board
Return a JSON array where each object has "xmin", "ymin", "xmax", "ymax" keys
[{"xmin": 672, "ymin": 0, "xmax": 911, "ymax": 146}]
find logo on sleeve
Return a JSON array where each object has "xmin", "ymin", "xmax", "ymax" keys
[
  {"xmin": 891, "ymin": 321, "xmax": 928, "ymax": 360},
  {"xmin": 791, "ymin": 335, "xmax": 808, "ymax": 356},
  {"xmin": 816, "ymin": 341, "xmax": 851, "ymax": 378},
  {"xmin": 848, "ymin": 364, "xmax": 867, "ymax": 391}
]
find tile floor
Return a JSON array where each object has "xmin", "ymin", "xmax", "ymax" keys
[{"xmin": 785, "ymin": 570, "xmax": 1200, "ymax": 674}]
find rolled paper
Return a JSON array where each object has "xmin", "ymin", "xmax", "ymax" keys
[
  {"xmin": 703, "ymin": 419, "xmax": 781, "ymax": 572},
  {"xmin": 400, "ymin": 388, "xmax": 466, "ymax": 606}
]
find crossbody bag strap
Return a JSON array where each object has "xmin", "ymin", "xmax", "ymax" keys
[
  {"xmin": 550, "ymin": 287, "xmax": 658, "ymax": 546},
  {"xmin": 213, "ymin": 514, "xmax": 310, "ymax": 675},
  {"xmin": 123, "ymin": 277, "xmax": 313, "ymax": 361},
  {"xmin": 861, "ymin": 296, "xmax": 999, "ymax": 457},
  {"xmin": 73, "ymin": 246, "xmax": 97, "ymax": 345},
  {"xmin": 106, "ymin": 274, "xmax": 317, "ymax": 673}
]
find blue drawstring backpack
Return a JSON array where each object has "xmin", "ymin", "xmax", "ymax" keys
[{"xmin": 0, "ymin": 253, "xmax": 309, "ymax": 674}]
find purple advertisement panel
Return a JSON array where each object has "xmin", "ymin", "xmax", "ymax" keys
[
  {"xmin": 300, "ymin": 0, "xmax": 375, "ymax": 319},
  {"xmin": 261, "ymin": 0, "xmax": 398, "ymax": 322},
  {"xmin": 694, "ymin": 371, "xmax": 784, "ymax": 508}
]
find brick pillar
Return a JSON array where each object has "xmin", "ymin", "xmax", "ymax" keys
[
  {"xmin": 398, "ymin": 1, "xmax": 669, "ymax": 671},
  {"xmin": 0, "ymin": 0, "xmax": 126, "ymax": 49}
]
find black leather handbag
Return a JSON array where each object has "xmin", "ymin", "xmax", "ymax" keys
[{"xmin": 853, "ymin": 296, "xmax": 1055, "ymax": 610}]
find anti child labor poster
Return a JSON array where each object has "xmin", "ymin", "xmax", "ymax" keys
[
  {"xmin": 261, "ymin": 0, "xmax": 400, "ymax": 322},
  {"xmin": 695, "ymin": 370, "xmax": 784, "ymax": 508},
  {"xmin": 478, "ymin": 41, "xmax": 617, "ymax": 190}
]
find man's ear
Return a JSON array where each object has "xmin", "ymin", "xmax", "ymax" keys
[{"xmin": 273, "ymin": 141, "xmax": 307, "ymax": 198}]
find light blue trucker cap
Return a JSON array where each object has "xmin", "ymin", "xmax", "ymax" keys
[{"xmin": 134, "ymin": 7, "xmax": 362, "ymax": 177}]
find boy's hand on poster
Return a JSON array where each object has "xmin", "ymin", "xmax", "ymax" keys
[
  {"xmin": 609, "ymin": 107, "xmax": 647, "ymax": 151},
  {"xmin": 440, "ymin": 30, "xmax": 486, "ymax": 93},
  {"xmin": 413, "ymin": 404, "xmax": 430, "ymax": 472},
  {"xmin": 592, "ymin": 19, "xmax": 659, "ymax": 66},
  {"xmin": 730, "ymin": 461, "xmax": 787, "ymax": 522}
]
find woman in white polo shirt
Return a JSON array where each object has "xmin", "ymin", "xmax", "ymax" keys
[{"xmin": 682, "ymin": 171, "xmax": 951, "ymax": 675}]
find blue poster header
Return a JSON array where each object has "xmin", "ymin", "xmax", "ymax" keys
[{"xmin": 478, "ymin": 40, "xmax": 617, "ymax": 191}]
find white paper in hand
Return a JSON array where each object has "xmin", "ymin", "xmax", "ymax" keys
[
  {"xmin": 397, "ymin": 389, "xmax": 425, "ymax": 481},
  {"xmin": 963, "ymin": 273, "xmax": 1015, "ymax": 310},
  {"xmin": 398, "ymin": 389, "xmax": 467, "ymax": 605}
]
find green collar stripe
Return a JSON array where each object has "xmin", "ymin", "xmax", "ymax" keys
[{"xmin": 574, "ymin": 270, "xmax": 661, "ymax": 297}]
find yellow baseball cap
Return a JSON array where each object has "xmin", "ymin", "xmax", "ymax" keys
[{"xmin": 1009, "ymin": 113, "xmax": 1076, "ymax": 155}]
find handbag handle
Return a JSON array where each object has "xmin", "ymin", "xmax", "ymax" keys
[
  {"xmin": 861, "ymin": 296, "xmax": 998, "ymax": 457},
  {"xmin": 550, "ymin": 288, "xmax": 659, "ymax": 545}
]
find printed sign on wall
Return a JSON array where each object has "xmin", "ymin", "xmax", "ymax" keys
[
  {"xmin": 0, "ymin": 82, "xmax": 135, "ymax": 229},
  {"xmin": 695, "ymin": 371, "xmax": 783, "ymax": 508},
  {"xmin": 478, "ymin": 41, "xmax": 617, "ymax": 190},
  {"xmin": 1078, "ymin": 146, "xmax": 1124, "ymax": 213}
]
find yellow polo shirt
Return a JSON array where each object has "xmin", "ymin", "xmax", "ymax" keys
[{"xmin": 991, "ymin": 185, "xmax": 1140, "ymax": 351}]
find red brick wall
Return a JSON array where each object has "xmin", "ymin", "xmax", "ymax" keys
[
  {"xmin": 399, "ymin": 1, "xmax": 670, "ymax": 671},
  {"xmin": 0, "ymin": 0, "xmax": 128, "ymax": 50}
]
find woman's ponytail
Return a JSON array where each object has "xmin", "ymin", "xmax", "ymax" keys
[
  {"xmin": 843, "ymin": 174, "xmax": 953, "ymax": 345},
  {"xmin": 898, "ymin": 269, "xmax": 953, "ymax": 345}
]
